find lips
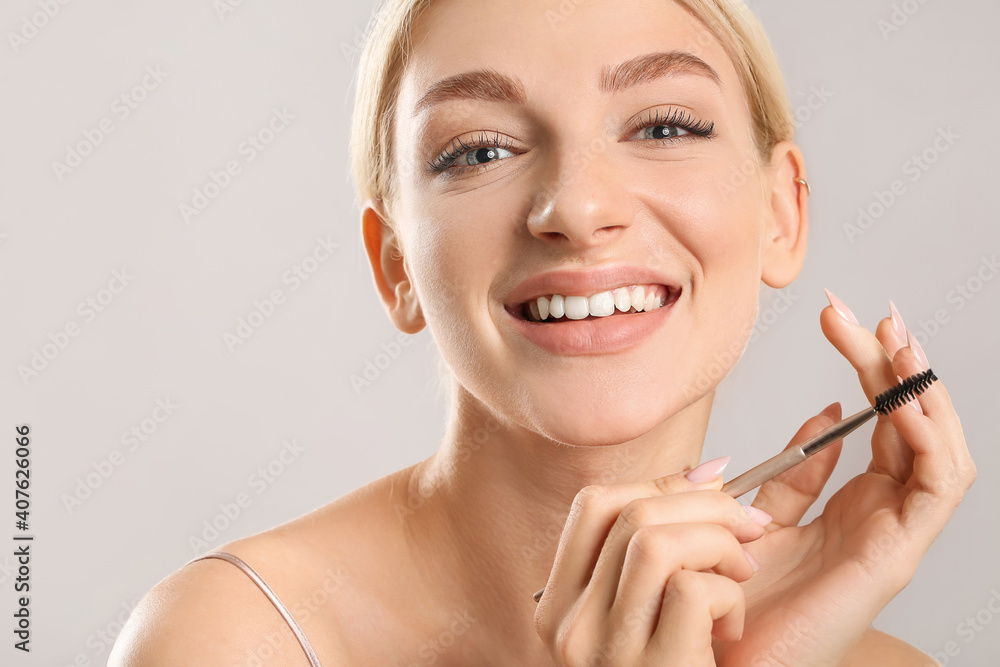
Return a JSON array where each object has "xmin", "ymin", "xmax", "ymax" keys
[
  {"xmin": 503, "ymin": 264, "xmax": 683, "ymax": 312},
  {"xmin": 499, "ymin": 264, "xmax": 683, "ymax": 355}
]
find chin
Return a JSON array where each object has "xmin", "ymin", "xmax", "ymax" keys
[{"xmin": 526, "ymin": 382, "xmax": 677, "ymax": 448}]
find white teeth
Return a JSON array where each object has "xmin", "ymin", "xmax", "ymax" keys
[
  {"xmin": 537, "ymin": 295, "xmax": 550, "ymax": 320},
  {"xmin": 549, "ymin": 294, "xmax": 564, "ymax": 319},
  {"xmin": 630, "ymin": 286, "xmax": 645, "ymax": 311},
  {"xmin": 644, "ymin": 290, "xmax": 658, "ymax": 312},
  {"xmin": 524, "ymin": 285, "xmax": 671, "ymax": 321},
  {"xmin": 564, "ymin": 296, "xmax": 589, "ymax": 320},
  {"xmin": 588, "ymin": 291, "xmax": 616, "ymax": 317},
  {"xmin": 614, "ymin": 287, "xmax": 632, "ymax": 312}
]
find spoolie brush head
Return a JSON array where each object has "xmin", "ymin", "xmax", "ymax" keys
[{"xmin": 873, "ymin": 368, "xmax": 938, "ymax": 415}]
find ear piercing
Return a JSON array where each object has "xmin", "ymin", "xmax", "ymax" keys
[{"xmin": 793, "ymin": 177, "xmax": 811, "ymax": 196}]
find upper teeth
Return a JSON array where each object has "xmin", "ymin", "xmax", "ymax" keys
[{"xmin": 525, "ymin": 284, "xmax": 669, "ymax": 322}]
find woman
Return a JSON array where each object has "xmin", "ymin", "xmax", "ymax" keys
[{"xmin": 111, "ymin": 0, "xmax": 974, "ymax": 664}]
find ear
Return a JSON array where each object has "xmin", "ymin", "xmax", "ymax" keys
[
  {"xmin": 361, "ymin": 199, "xmax": 425, "ymax": 334},
  {"xmin": 760, "ymin": 141, "xmax": 809, "ymax": 289}
]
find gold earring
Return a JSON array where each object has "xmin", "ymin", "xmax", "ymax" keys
[{"xmin": 793, "ymin": 177, "xmax": 811, "ymax": 196}]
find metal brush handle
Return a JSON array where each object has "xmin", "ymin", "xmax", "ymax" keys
[{"xmin": 721, "ymin": 406, "xmax": 876, "ymax": 498}]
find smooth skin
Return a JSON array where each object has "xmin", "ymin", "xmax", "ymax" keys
[{"xmin": 110, "ymin": 0, "xmax": 973, "ymax": 664}]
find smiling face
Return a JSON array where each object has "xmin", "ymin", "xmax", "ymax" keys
[{"xmin": 368, "ymin": 0, "xmax": 805, "ymax": 446}]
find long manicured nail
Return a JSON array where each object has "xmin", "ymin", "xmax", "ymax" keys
[
  {"xmin": 743, "ymin": 505, "xmax": 773, "ymax": 526},
  {"xmin": 824, "ymin": 288, "xmax": 859, "ymax": 325},
  {"xmin": 685, "ymin": 456, "xmax": 730, "ymax": 483},
  {"xmin": 906, "ymin": 331, "xmax": 930, "ymax": 370},
  {"xmin": 897, "ymin": 374, "xmax": 924, "ymax": 414},
  {"xmin": 744, "ymin": 549, "xmax": 761, "ymax": 572},
  {"xmin": 889, "ymin": 300, "xmax": 907, "ymax": 342}
]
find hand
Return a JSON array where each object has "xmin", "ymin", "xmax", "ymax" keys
[
  {"xmin": 713, "ymin": 293, "xmax": 976, "ymax": 666},
  {"xmin": 533, "ymin": 461, "xmax": 772, "ymax": 666}
]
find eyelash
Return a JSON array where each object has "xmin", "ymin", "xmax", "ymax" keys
[
  {"xmin": 427, "ymin": 131, "xmax": 516, "ymax": 175},
  {"xmin": 426, "ymin": 107, "xmax": 716, "ymax": 177}
]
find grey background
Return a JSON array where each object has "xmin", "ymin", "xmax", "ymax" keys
[{"xmin": 0, "ymin": 0, "xmax": 997, "ymax": 664}]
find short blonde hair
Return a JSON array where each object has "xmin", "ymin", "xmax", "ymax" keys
[{"xmin": 349, "ymin": 0, "xmax": 795, "ymax": 222}]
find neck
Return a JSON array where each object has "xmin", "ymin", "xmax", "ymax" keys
[{"xmin": 400, "ymin": 384, "xmax": 715, "ymax": 651}]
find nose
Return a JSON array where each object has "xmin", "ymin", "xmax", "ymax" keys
[{"xmin": 526, "ymin": 142, "xmax": 634, "ymax": 249}]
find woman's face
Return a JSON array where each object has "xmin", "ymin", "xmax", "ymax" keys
[{"xmin": 388, "ymin": 0, "xmax": 780, "ymax": 446}]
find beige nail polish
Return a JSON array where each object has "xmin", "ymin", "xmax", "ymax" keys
[{"xmin": 824, "ymin": 288, "xmax": 859, "ymax": 325}]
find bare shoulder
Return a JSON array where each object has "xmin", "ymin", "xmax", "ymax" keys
[
  {"xmin": 843, "ymin": 628, "xmax": 939, "ymax": 666},
  {"xmin": 109, "ymin": 468, "xmax": 416, "ymax": 666},
  {"xmin": 107, "ymin": 536, "xmax": 350, "ymax": 666}
]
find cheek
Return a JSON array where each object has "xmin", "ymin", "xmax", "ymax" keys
[
  {"xmin": 401, "ymin": 189, "xmax": 517, "ymax": 337},
  {"xmin": 633, "ymin": 157, "xmax": 765, "ymax": 274}
]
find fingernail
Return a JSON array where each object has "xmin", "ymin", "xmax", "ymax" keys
[
  {"xmin": 820, "ymin": 401, "xmax": 840, "ymax": 420},
  {"xmin": 889, "ymin": 300, "xmax": 907, "ymax": 342},
  {"xmin": 824, "ymin": 288, "xmax": 859, "ymax": 325},
  {"xmin": 685, "ymin": 456, "xmax": 730, "ymax": 483},
  {"xmin": 907, "ymin": 331, "xmax": 929, "ymax": 370},
  {"xmin": 744, "ymin": 549, "xmax": 761, "ymax": 572},
  {"xmin": 897, "ymin": 374, "xmax": 924, "ymax": 414},
  {"xmin": 743, "ymin": 505, "xmax": 773, "ymax": 526}
]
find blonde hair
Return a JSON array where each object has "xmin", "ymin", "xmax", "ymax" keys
[{"xmin": 349, "ymin": 0, "xmax": 795, "ymax": 222}]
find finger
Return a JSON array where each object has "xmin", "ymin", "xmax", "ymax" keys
[
  {"xmin": 820, "ymin": 301, "xmax": 911, "ymax": 483},
  {"xmin": 892, "ymin": 331, "xmax": 971, "ymax": 480},
  {"xmin": 889, "ymin": 345, "xmax": 974, "ymax": 496},
  {"xmin": 587, "ymin": 491, "xmax": 767, "ymax": 612},
  {"xmin": 609, "ymin": 522, "xmax": 755, "ymax": 628},
  {"xmin": 751, "ymin": 402, "xmax": 843, "ymax": 529},
  {"xmin": 536, "ymin": 460, "xmax": 729, "ymax": 611},
  {"xmin": 899, "ymin": 328, "xmax": 960, "ymax": 429},
  {"xmin": 645, "ymin": 570, "xmax": 746, "ymax": 658},
  {"xmin": 874, "ymin": 315, "xmax": 916, "ymax": 479}
]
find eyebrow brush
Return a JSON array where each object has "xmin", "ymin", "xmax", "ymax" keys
[
  {"xmin": 532, "ymin": 368, "xmax": 939, "ymax": 602},
  {"xmin": 721, "ymin": 368, "xmax": 937, "ymax": 497}
]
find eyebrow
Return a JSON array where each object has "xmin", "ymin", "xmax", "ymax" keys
[{"xmin": 413, "ymin": 50, "xmax": 721, "ymax": 116}]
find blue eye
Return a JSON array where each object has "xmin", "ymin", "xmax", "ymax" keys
[
  {"xmin": 458, "ymin": 146, "xmax": 515, "ymax": 166},
  {"xmin": 626, "ymin": 107, "xmax": 716, "ymax": 143},
  {"xmin": 629, "ymin": 124, "xmax": 691, "ymax": 141},
  {"xmin": 428, "ymin": 131, "xmax": 518, "ymax": 175}
]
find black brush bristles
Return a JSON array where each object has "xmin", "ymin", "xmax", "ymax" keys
[{"xmin": 873, "ymin": 368, "xmax": 938, "ymax": 415}]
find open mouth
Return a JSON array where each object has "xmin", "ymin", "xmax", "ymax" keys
[{"xmin": 508, "ymin": 284, "xmax": 681, "ymax": 322}]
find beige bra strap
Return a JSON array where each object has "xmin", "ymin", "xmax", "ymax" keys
[{"xmin": 187, "ymin": 551, "xmax": 323, "ymax": 667}]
